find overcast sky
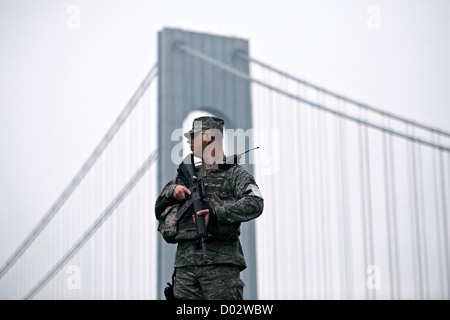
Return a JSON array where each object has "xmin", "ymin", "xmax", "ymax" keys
[{"xmin": 1, "ymin": 0, "xmax": 449, "ymax": 269}]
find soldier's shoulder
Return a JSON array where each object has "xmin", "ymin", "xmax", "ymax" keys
[
  {"xmin": 233, "ymin": 164, "xmax": 250, "ymax": 172},
  {"xmin": 229, "ymin": 164, "xmax": 254, "ymax": 180}
]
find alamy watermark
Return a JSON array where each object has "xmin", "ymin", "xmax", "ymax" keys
[
  {"xmin": 171, "ymin": 126, "xmax": 279, "ymax": 176},
  {"xmin": 366, "ymin": 265, "xmax": 381, "ymax": 290},
  {"xmin": 66, "ymin": 5, "xmax": 81, "ymax": 30},
  {"xmin": 66, "ymin": 265, "xmax": 81, "ymax": 290},
  {"xmin": 366, "ymin": 5, "xmax": 381, "ymax": 30}
]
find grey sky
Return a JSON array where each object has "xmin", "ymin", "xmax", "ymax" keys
[{"xmin": 1, "ymin": 0, "xmax": 449, "ymax": 268}]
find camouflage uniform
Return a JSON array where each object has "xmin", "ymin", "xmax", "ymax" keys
[{"xmin": 155, "ymin": 116, "xmax": 264, "ymax": 300}]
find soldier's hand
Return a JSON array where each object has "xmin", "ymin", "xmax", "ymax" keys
[
  {"xmin": 173, "ymin": 185, "xmax": 191, "ymax": 201},
  {"xmin": 193, "ymin": 209, "xmax": 212, "ymax": 227}
]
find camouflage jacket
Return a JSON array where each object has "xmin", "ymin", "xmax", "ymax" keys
[{"xmin": 155, "ymin": 161, "xmax": 264, "ymax": 271}]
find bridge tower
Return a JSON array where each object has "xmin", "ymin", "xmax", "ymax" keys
[{"xmin": 157, "ymin": 28, "xmax": 257, "ymax": 299}]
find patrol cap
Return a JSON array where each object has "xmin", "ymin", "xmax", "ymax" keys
[{"xmin": 184, "ymin": 116, "xmax": 225, "ymax": 138}]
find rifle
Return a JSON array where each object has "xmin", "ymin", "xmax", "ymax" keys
[
  {"xmin": 175, "ymin": 147, "xmax": 260, "ymax": 262},
  {"xmin": 176, "ymin": 154, "xmax": 210, "ymax": 263}
]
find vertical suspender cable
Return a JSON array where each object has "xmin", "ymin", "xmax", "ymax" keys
[
  {"xmin": 338, "ymin": 98, "xmax": 352, "ymax": 299},
  {"xmin": 389, "ymin": 123, "xmax": 401, "ymax": 299},
  {"xmin": 382, "ymin": 117, "xmax": 393, "ymax": 299},
  {"xmin": 335, "ymin": 99, "xmax": 346, "ymax": 299},
  {"xmin": 299, "ymin": 84, "xmax": 308, "ymax": 299},
  {"xmin": 409, "ymin": 126, "xmax": 424, "ymax": 299},
  {"xmin": 303, "ymin": 99, "xmax": 311, "ymax": 297},
  {"xmin": 417, "ymin": 139, "xmax": 429, "ymax": 298},
  {"xmin": 322, "ymin": 96, "xmax": 332, "ymax": 299},
  {"xmin": 288, "ymin": 77, "xmax": 297, "ymax": 298},
  {"xmin": 280, "ymin": 75, "xmax": 293, "ymax": 298},
  {"xmin": 405, "ymin": 125, "xmax": 416, "ymax": 298},
  {"xmin": 431, "ymin": 133, "xmax": 444, "ymax": 297},
  {"xmin": 268, "ymin": 71, "xmax": 279, "ymax": 299},
  {"xmin": 258, "ymin": 70, "xmax": 271, "ymax": 299},
  {"xmin": 359, "ymin": 108, "xmax": 375, "ymax": 299},
  {"xmin": 311, "ymin": 104, "xmax": 321, "ymax": 298},
  {"xmin": 363, "ymin": 116, "xmax": 375, "ymax": 300},
  {"xmin": 343, "ymin": 101, "xmax": 353, "ymax": 299},
  {"xmin": 100, "ymin": 151, "xmax": 106, "ymax": 299},
  {"xmin": 383, "ymin": 116, "xmax": 401, "ymax": 299},
  {"xmin": 358, "ymin": 109, "xmax": 368, "ymax": 299},
  {"xmin": 316, "ymin": 93, "xmax": 324, "ymax": 299},
  {"xmin": 316, "ymin": 91, "xmax": 329, "ymax": 299},
  {"xmin": 295, "ymin": 82, "xmax": 307, "ymax": 299},
  {"xmin": 446, "ymin": 150, "xmax": 450, "ymax": 299},
  {"xmin": 438, "ymin": 147, "xmax": 450, "ymax": 299}
]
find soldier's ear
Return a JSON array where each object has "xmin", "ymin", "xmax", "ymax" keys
[
  {"xmin": 203, "ymin": 129, "xmax": 219, "ymax": 145},
  {"xmin": 203, "ymin": 131, "xmax": 213, "ymax": 143}
]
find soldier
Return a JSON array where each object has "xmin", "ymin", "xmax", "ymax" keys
[{"xmin": 155, "ymin": 116, "xmax": 264, "ymax": 300}]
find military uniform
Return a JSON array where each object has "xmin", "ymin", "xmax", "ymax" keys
[{"xmin": 155, "ymin": 116, "xmax": 264, "ymax": 300}]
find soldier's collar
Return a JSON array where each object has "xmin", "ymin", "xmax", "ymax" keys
[
  {"xmin": 200, "ymin": 162, "xmax": 235, "ymax": 172},
  {"xmin": 218, "ymin": 163, "xmax": 235, "ymax": 170},
  {"xmin": 199, "ymin": 155, "xmax": 237, "ymax": 171}
]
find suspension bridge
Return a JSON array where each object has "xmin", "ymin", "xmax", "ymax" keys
[{"xmin": 0, "ymin": 28, "xmax": 449, "ymax": 300}]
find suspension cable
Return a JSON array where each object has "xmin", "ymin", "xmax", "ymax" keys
[
  {"xmin": 0, "ymin": 63, "xmax": 158, "ymax": 280},
  {"xmin": 174, "ymin": 43, "xmax": 450, "ymax": 153},
  {"xmin": 23, "ymin": 150, "xmax": 158, "ymax": 300},
  {"xmin": 236, "ymin": 52, "xmax": 450, "ymax": 138}
]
